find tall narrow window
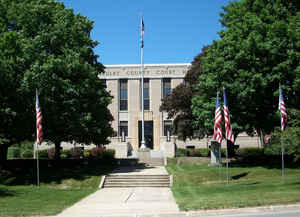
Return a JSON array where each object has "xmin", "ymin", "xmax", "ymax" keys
[
  {"xmin": 163, "ymin": 120, "xmax": 172, "ymax": 136},
  {"xmin": 119, "ymin": 121, "xmax": 128, "ymax": 137},
  {"xmin": 143, "ymin": 78, "xmax": 150, "ymax": 110},
  {"xmin": 162, "ymin": 78, "xmax": 171, "ymax": 98},
  {"xmin": 119, "ymin": 79, "xmax": 128, "ymax": 111}
]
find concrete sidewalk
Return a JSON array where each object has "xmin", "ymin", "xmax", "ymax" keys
[{"xmin": 56, "ymin": 166, "xmax": 179, "ymax": 217}]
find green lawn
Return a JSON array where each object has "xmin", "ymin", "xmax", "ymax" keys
[
  {"xmin": 0, "ymin": 159, "xmax": 116, "ymax": 216},
  {"xmin": 166, "ymin": 158, "xmax": 300, "ymax": 211}
]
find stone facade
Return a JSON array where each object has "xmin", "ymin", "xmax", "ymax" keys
[{"xmin": 99, "ymin": 63, "xmax": 261, "ymax": 155}]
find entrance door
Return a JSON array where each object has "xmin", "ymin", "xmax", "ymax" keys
[{"xmin": 138, "ymin": 121, "xmax": 153, "ymax": 149}]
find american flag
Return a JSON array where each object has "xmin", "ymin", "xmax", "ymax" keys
[
  {"xmin": 223, "ymin": 88, "xmax": 234, "ymax": 143},
  {"xmin": 141, "ymin": 18, "xmax": 144, "ymax": 48},
  {"xmin": 279, "ymin": 87, "xmax": 287, "ymax": 131},
  {"xmin": 213, "ymin": 92, "xmax": 223, "ymax": 143},
  {"xmin": 36, "ymin": 89, "xmax": 43, "ymax": 144}
]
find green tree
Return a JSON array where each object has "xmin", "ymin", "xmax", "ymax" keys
[
  {"xmin": 266, "ymin": 109, "xmax": 300, "ymax": 162},
  {"xmin": 0, "ymin": 0, "xmax": 113, "ymax": 164},
  {"xmin": 192, "ymin": 0, "xmax": 300, "ymax": 155},
  {"xmin": 160, "ymin": 47, "xmax": 209, "ymax": 140}
]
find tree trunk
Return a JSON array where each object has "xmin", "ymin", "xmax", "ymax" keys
[
  {"xmin": 54, "ymin": 141, "xmax": 61, "ymax": 160},
  {"xmin": 0, "ymin": 145, "xmax": 9, "ymax": 169},
  {"xmin": 258, "ymin": 129, "xmax": 265, "ymax": 149}
]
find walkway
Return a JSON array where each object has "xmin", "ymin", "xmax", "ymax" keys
[{"xmin": 56, "ymin": 166, "xmax": 179, "ymax": 217}]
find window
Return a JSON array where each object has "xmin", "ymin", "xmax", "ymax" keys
[
  {"xmin": 163, "ymin": 120, "xmax": 172, "ymax": 136},
  {"xmin": 162, "ymin": 78, "xmax": 171, "ymax": 98},
  {"xmin": 119, "ymin": 121, "xmax": 128, "ymax": 137},
  {"xmin": 143, "ymin": 78, "xmax": 150, "ymax": 110},
  {"xmin": 119, "ymin": 79, "xmax": 128, "ymax": 111}
]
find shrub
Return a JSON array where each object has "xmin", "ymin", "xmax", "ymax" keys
[
  {"xmin": 176, "ymin": 148, "xmax": 188, "ymax": 157},
  {"xmin": 59, "ymin": 149, "xmax": 71, "ymax": 159},
  {"xmin": 104, "ymin": 149, "xmax": 115, "ymax": 159},
  {"xmin": 21, "ymin": 150, "xmax": 33, "ymax": 159},
  {"xmin": 221, "ymin": 148, "xmax": 227, "ymax": 157},
  {"xmin": 198, "ymin": 148, "xmax": 210, "ymax": 157},
  {"xmin": 20, "ymin": 140, "xmax": 34, "ymax": 150},
  {"xmin": 84, "ymin": 149, "xmax": 91, "ymax": 158},
  {"xmin": 38, "ymin": 149, "xmax": 48, "ymax": 159},
  {"xmin": 7, "ymin": 148, "xmax": 20, "ymax": 159},
  {"xmin": 48, "ymin": 147, "xmax": 56, "ymax": 159},
  {"xmin": 188, "ymin": 149, "xmax": 201, "ymax": 157},
  {"xmin": 236, "ymin": 147, "xmax": 264, "ymax": 159},
  {"xmin": 91, "ymin": 146, "xmax": 106, "ymax": 158},
  {"xmin": 70, "ymin": 147, "xmax": 83, "ymax": 159},
  {"xmin": 265, "ymin": 127, "xmax": 300, "ymax": 162}
]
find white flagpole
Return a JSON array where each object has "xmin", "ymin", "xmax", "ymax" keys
[
  {"xmin": 219, "ymin": 143, "xmax": 222, "ymax": 183},
  {"xmin": 226, "ymin": 141, "xmax": 229, "ymax": 185},
  {"xmin": 36, "ymin": 141, "xmax": 40, "ymax": 187},
  {"xmin": 140, "ymin": 16, "xmax": 146, "ymax": 149},
  {"xmin": 281, "ymin": 140, "xmax": 285, "ymax": 183},
  {"xmin": 279, "ymin": 86, "xmax": 286, "ymax": 183},
  {"xmin": 35, "ymin": 89, "xmax": 41, "ymax": 188}
]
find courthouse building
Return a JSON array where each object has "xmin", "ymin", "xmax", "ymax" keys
[{"xmin": 99, "ymin": 63, "xmax": 260, "ymax": 153}]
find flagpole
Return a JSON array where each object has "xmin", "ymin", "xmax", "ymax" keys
[
  {"xmin": 36, "ymin": 141, "xmax": 40, "ymax": 187},
  {"xmin": 279, "ymin": 86, "xmax": 287, "ymax": 184},
  {"xmin": 281, "ymin": 140, "xmax": 285, "ymax": 183},
  {"xmin": 35, "ymin": 88, "xmax": 42, "ymax": 188},
  {"xmin": 219, "ymin": 143, "xmax": 222, "ymax": 183},
  {"xmin": 226, "ymin": 141, "xmax": 229, "ymax": 185},
  {"xmin": 140, "ymin": 17, "xmax": 146, "ymax": 149}
]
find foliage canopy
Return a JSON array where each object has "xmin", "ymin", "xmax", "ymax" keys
[
  {"xmin": 0, "ymin": 0, "xmax": 113, "ymax": 162},
  {"xmin": 192, "ymin": 0, "xmax": 300, "ymax": 139}
]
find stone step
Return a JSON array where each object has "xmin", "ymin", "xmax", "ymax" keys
[
  {"xmin": 106, "ymin": 179, "xmax": 169, "ymax": 181},
  {"xmin": 104, "ymin": 180, "xmax": 169, "ymax": 183},
  {"xmin": 105, "ymin": 182, "xmax": 170, "ymax": 186},
  {"xmin": 103, "ymin": 174, "xmax": 171, "ymax": 188},
  {"xmin": 104, "ymin": 184, "xmax": 170, "ymax": 187},
  {"xmin": 107, "ymin": 175, "xmax": 169, "ymax": 178}
]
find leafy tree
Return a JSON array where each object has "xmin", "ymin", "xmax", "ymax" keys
[
  {"xmin": 0, "ymin": 24, "xmax": 34, "ymax": 166},
  {"xmin": 0, "ymin": 0, "xmax": 113, "ymax": 164},
  {"xmin": 266, "ymin": 109, "xmax": 300, "ymax": 162},
  {"xmin": 192, "ymin": 0, "xmax": 300, "ymax": 155},
  {"xmin": 160, "ymin": 47, "xmax": 209, "ymax": 140}
]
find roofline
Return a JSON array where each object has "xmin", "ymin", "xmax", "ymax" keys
[{"xmin": 104, "ymin": 63, "xmax": 191, "ymax": 68}]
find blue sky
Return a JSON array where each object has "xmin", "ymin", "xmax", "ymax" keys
[{"xmin": 60, "ymin": 0, "xmax": 232, "ymax": 65}]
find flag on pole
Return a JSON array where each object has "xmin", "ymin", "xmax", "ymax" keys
[
  {"xmin": 213, "ymin": 92, "xmax": 223, "ymax": 143},
  {"xmin": 36, "ymin": 89, "xmax": 43, "ymax": 144},
  {"xmin": 223, "ymin": 88, "xmax": 234, "ymax": 143},
  {"xmin": 141, "ymin": 18, "xmax": 144, "ymax": 48},
  {"xmin": 279, "ymin": 86, "xmax": 287, "ymax": 131}
]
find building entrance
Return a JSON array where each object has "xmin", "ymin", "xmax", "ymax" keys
[{"xmin": 138, "ymin": 121, "xmax": 153, "ymax": 149}]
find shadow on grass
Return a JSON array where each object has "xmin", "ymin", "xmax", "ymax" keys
[
  {"xmin": 242, "ymin": 181, "xmax": 260, "ymax": 186},
  {"xmin": 231, "ymin": 172, "xmax": 249, "ymax": 180},
  {"xmin": 228, "ymin": 155, "xmax": 299, "ymax": 169},
  {"xmin": 0, "ymin": 187, "xmax": 17, "ymax": 197},
  {"xmin": 1, "ymin": 159, "xmax": 118, "ymax": 186}
]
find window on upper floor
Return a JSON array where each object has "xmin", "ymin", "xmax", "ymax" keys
[
  {"xmin": 119, "ymin": 79, "xmax": 128, "ymax": 111},
  {"xmin": 142, "ymin": 78, "xmax": 150, "ymax": 110},
  {"xmin": 162, "ymin": 78, "xmax": 171, "ymax": 98}
]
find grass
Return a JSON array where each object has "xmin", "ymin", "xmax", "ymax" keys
[
  {"xmin": 0, "ymin": 159, "xmax": 116, "ymax": 216},
  {"xmin": 166, "ymin": 158, "xmax": 300, "ymax": 211}
]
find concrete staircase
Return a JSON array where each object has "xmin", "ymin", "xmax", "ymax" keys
[
  {"xmin": 103, "ymin": 174, "xmax": 171, "ymax": 188},
  {"xmin": 140, "ymin": 157, "xmax": 165, "ymax": 166}
]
